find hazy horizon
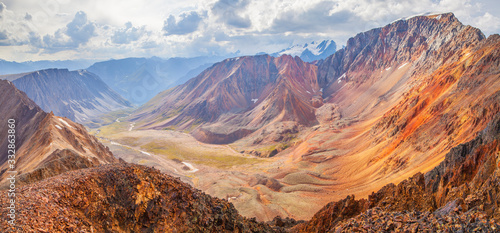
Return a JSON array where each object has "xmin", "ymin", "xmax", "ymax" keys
[{"xmin": 0, "ymin": 0, "xmax": 499, "ymax": 62}]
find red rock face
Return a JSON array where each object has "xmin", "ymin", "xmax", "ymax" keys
[
  {"xmin": 0, "ymin": 80, "xmax": 47, "ymax": 166},
  {"xmin": 132, "ymin": 54, "xmax": 320, "ymax": 144},
  {"xmin": 287, "ymin": 13, "xmax": 500, "ymax": 205}
]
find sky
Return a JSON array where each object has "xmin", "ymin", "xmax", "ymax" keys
[{"xmin": 0, "ymin": 0, "xmax": 499, "ymax": 62}]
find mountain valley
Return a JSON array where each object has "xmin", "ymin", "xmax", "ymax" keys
[
  {"xmin": 0, "ymin": 11, "xmax": 499, "ymax": 232},
  {"xmin": 91, "ymin": 13, "xmax": 500, "ymax": 222}
]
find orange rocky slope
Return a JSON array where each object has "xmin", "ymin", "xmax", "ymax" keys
[
  {"xmin": 294, "ymin": 14, "xmax": 500, "ymax": 200},
  {"xmin": 296, "ymin": 113, "xmax": 500, "ymax": 232},
  {"xmin": 0, "ymin": 79, "xmax": 118, "ymax": 185}
]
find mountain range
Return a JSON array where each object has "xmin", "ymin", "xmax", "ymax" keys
[
  {"xmin": 0, "ymin": 59, "xmax": 98, "ymax": 75},
  {"xmin": 131, "ymin": 54, "xmax": 320, "ymax": 145},
  {"xmin": 87, "ymin": 56, "xmax": 231, "ymax": 105},
  {"xmin": 0, "ymin": 69, "xmax": 132, "ymax": 123}
]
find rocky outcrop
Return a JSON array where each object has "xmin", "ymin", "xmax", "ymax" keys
[
  {"xmin": 0, "ymin": 68, "xmax": 132, "ymax": 123},
  {"xmin": 297, "ymin": 114, "xmax": 500, "ymax": 232},
  {"xmin": 0, "ymin": 163, "xmax": 280, "ymax": 232},
  {"xmin": 16, "ymin": 149, "xmax": 95, "ymax": 186}
]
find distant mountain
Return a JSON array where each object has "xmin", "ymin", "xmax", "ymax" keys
[
  {"xmin": 0, "ymin": 68, "xmax": 132, "ymax": 123},
  {"xmin": 270, "ymin": 40, "xmax": 337, "ymax": 62},
  {"xmin": 0, "ymin": 79, "xmax": 118, "ymax": 186},
  {"xmin": 86, "ymin": 56, "xmax": 228, "ymax": 105},
  {"xmin": 0, "ymin": 59, "xmax": 98, "ymax": 75},
  {"xmin": 131, "ymin": 54, "xmax": 319, "ymax": 146}
]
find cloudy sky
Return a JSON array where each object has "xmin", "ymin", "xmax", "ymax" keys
[{"xmin": 0, "ymin": 0, "xmax": 499, "ymax": 62}]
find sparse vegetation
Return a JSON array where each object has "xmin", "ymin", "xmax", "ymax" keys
[
  {"xmin": 140, "ymin": 141, "xmax": 263, "ymax": 169},
  {"xmin": 83, "ymin": 108, "xmax": 135, "ymax": 128},
  {"xmin": 93, "ymin": 122, "xmax": 129, "ymax": 137}
]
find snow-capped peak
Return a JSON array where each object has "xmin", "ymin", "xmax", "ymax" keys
[{"xmin": 270, "ymin": 40, "xmax": 337, "ymax": 62}]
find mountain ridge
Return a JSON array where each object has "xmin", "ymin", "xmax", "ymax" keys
[
  {"xmin": 0, "ymin": 68, "xmax": 132, "ymax": 123},
  {"xmin": 0, "ymin": 79, "xmax": 119, "ymax": 186}
]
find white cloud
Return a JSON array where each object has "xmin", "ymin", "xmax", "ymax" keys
[
  {"xmin": 163, "ymin": 11, "xmax": 204, "ymax": 35},
  {"xmin": 0, "ymin": 0, "xmax": 498, "ymax": 61},
  {"xmin": 111, "ymin": 22, "xmax": 147, "ymax": 44},
  {"xmin": 212, "ymin": 0, "xmax": 252, "ymax": 28}
]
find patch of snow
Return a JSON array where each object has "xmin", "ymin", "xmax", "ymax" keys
[
  {"xmin": 251, "ymin": 98, "xmax": 258, "ymax": 103},
  {"xmin": 181, "ymin": 162, "xmax": 199, "ymax": 173},
  {"xmin": 337, "ymin": 73, "xmax": 346, "ymax": 83},
  {"xmin": 128, "ymin": 122, "xmax": 135, "ymax": 131},
  {"xmin": 58, "ymin": 118, "xmax": 75, "ymax": 129},
  {"xmin": 115, "ymin": 118, "xmax": 120, "ymax": 122},
  {"xmin": 306, "ymin": 91, "xmax": 311, "ymax": 94},
  {"xmin": 385, "ymin": 67, "xmax": 392, "ymax": 71},
  {"xmin": 140, "ymin": 150, "xmax": 151, "ymax": 156},
  {"xmin": 398, "ymin": 62, "xmax": 409, "ymax": 70},
  {"xmin": 110, "ymin": 141, "xmax": 122, "ymax": 146},
  {"xmin": 277, "ymin": 40, "xmax": 335, "ymax": 56},
  {"xmin": 391, "ymin": 12, "xmax": 443, "ymax": 23},
  {"xmin": 435, "ymin": 14, "xmax": 441, "ymax": 20},
  {"xmin": 55, "ymin": 125, "xmax": 62, "ymax": 130},
  {"xmin": 320, "ymin": 88, "xmax": 323, "ymax": 92}
]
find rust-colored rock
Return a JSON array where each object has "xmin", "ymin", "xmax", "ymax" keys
[{"xmin": 0, "ymin": 163, "xmax": 279, "ymax": 232}]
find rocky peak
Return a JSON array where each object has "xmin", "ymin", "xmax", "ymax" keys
[
  {"xmin": 0, "ymin": 79, "xmax": 118, "ymax": 187},
  {"xmin": 318, "ymin": 13, "xmax": 485, "ymax": 90},
  {"xmin": 131, "ymin": 54, "xmax": 319, "ymax": 136}
]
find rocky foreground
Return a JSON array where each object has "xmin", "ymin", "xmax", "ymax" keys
[
  {"xmin": 323, "ymin": 207, "xmax": 499, "ymax": 232},
  {"xmin": 0, "ymin": 163, "xmax": 281, "ymax": 232}
]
